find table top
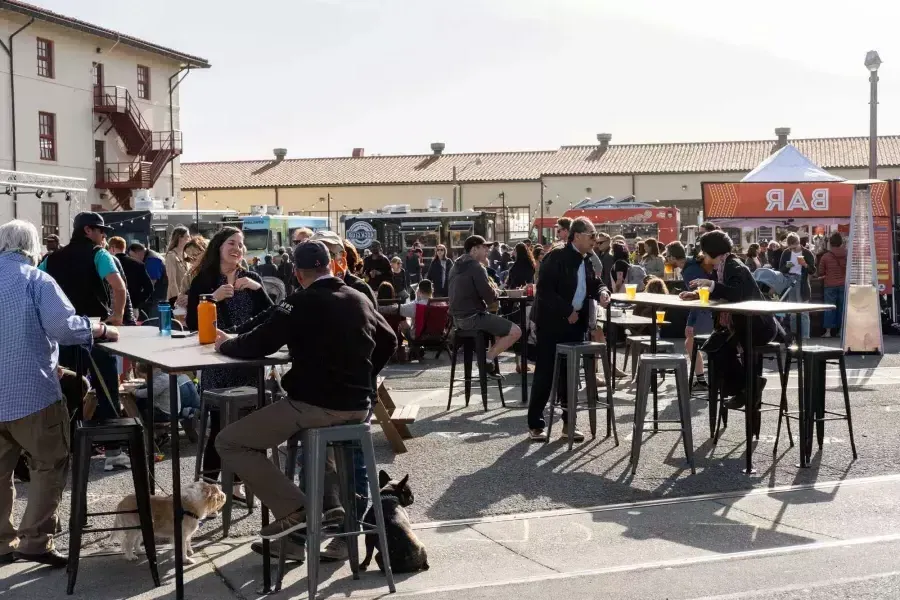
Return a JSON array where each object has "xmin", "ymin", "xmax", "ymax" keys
[
  {"xmin": 96, "ymin": 326, "xmax": 290, "ymax": 372},
  {"xmin": 610, "ymin": 293, "xmax": 834, "ymax": 315}
]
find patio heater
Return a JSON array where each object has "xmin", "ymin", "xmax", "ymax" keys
[
  {"xmin": 865, "ymin": 51, "xmax": 881, "ymax": 179},
  {"xmin": 842, "ymin": 180, "xmax": 884, "ymax": 354}
]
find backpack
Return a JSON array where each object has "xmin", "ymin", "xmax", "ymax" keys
[{"xmin": 625, "ymin": 264, "xmax": 647, "ymax": 291}]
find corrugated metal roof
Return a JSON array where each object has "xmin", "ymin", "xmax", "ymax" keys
[{"xmin": 182, "ymin": 136, "xmax": 900, "ymax": 190}]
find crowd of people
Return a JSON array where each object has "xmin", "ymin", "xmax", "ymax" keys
[{"xmin": 0, "ymin": 206, "xmax": 853, "ymax": 570}]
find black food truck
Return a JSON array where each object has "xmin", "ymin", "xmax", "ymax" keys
[
  {"xmin": 98, "ymin": 209, "xmax": 239, "ymax": 252},
  {"xmin": 342, "ymin": 206, "xmax": 496, "ymax": 258}
]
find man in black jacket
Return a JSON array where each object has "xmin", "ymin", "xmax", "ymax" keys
[
  {"xmin": 528, "ymin": 217, "xmax": 610, "ymax": 442},
  {"xmin": 108, "ymin": 236, "xmax": 153, "ymax": 316},
  {"xmin": 215, "ymin": 241, "xmax": 397, "ymax": 540}
]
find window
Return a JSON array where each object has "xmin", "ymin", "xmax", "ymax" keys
[
  {"xmin": 41, "ymin": 202, "xmax": 59, "ymax": 240},
  {"xmin": 37, "ymin": 38, "xmax": 54, "ymax": 78},
  {"xmin": 92, "ymin": 62, "xmax": 103, "ymax": 88},
  {"xmin": 39, "ymin": 112, "xmax": 56, "ymax": 161},
  {"xmin": 137, "ymin": 65, "xmax": 150, "ymax": 99}
]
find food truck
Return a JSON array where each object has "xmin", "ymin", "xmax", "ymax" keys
[{"xmin": 531, "ymin": 196, "xmax": 680, "ymax": 246}]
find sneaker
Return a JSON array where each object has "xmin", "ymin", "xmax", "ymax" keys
[
  {"xmin": 529, "ymin": 428, "xmax": 547, "ymax": 442},
  {"xmin": 232, "ymin": 483, "xmax": 246, "ymax": 503},
  {"xmin": 484, "ymin": 363, "xmax": 504, "ymax": 381},
  {"xmin": 322, "ymin": 507, "xmax": 345, "ymax": 527},
  {"xmin": 260, "ymin": 510, "xmax": 308, "ymax": 540},
  {"xmin": 16, "ymin": 548, "xmax": 67, "ymax": 568},
  {"xmin": 693, "ymin": 377, "xmax": 709, "ymax": 390},
  {"xmin": 560, "ymin": 427, "xmax": 585, "ymax": 443},
  {"xmin": 320, "ymin": 538, "xmax": 349, "ymax": 562},
  {"xmin": 251, "ymin": 537, "xmax": 305, "ymax": 563},
  {"xmin": 104, "ymin": 454, "xmax": 131, "ymax": 472},
  {"xmin": 615, "ymin": 367, "xmax": 628, "ymax": 378},
  {"xmin": 181, "ymin": 415, "xmax": 199, "ymax": 443}
]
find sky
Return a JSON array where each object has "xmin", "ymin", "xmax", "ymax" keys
[{"xmin": 34, "ymin": 0, "xmax": 900, "ymax": 161}]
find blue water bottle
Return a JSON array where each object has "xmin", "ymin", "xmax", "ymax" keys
[{"xmin": 158, "ymin": 302, "xmax": 172, "ymax": 336}]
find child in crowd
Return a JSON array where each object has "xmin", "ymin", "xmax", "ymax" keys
[
  {"xmin": 631, "ymin": 276, "xmax": 669, "ymax": 336},
  {"xmin": 398, "ymin": 279, "xmax": 434, "ymax": 342},
  {"xmin": 389, "ymin": 256, "xmax": 410, "ymax": 301},
  {"xmin": 133, "ymin": 362, "xmax": 202, "ymax": 442}
]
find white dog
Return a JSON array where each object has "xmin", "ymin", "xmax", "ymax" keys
[{"xmin": 113, "ymin": 481, "xmax": 226, "ymax": 564}]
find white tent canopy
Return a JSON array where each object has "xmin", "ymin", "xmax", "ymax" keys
[{"xmin": 740, "ymin": 144, "xmax": 845, "ymax": 183}]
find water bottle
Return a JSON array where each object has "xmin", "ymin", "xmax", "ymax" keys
[
  {"xmin": 158, "ymin": 302, "xmax": 172, "ymax": 336},
  {"xmin": 198, "ymin": 295, "xmax": 218, "ymax": 345}
]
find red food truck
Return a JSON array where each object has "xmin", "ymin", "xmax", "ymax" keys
[{"xmin": 531, "ymin": 197, "xmax": 680, "ymax": 247}]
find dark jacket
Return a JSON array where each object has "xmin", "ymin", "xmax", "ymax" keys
[
  {"xmin": 257, "ymin": 262, "xmax": 278, "ymax": 278},
  {"xmin": 185, "ymin": 268, "xmax": 271, "ymax": 331},
  {"xmin": 219, "ymin": 277, "xmax": 397, "ymax": 412},
  {"xmin": 345, "ymin": 272, "xmax": 377, "ymax": 308},
  {"xmin": 363, "ymin": 253, "xmax": 392, "ymax": 289},
  {"xmin": 390, "ymin": 268, "xmax": 409, "ymax": 296},
  {"xmin": 766, "ymin": 247, "xmax": 784, "ymax": 270},
  {"xmin": 405, "ymin": 251, "xmax": 422, "ymax": 284},
  {"xmin": 532, "ymin": 244, "xmax": 608, "ymax": 335},
  {"xmin": 778, "ymin": 247, "xmax": 817, "ymax": 301},
  {"xmin": 44, "ymin": 236, "xmax": 110, "ymax": 319},
  {"xmin": 709, "ymin": 254, "xmax": 778, "ymax": 345},
  {"xmin": 426, "ymin": 257, "xmax": 453, "ymax": 297},
  {"xmin": 506, "ymin": 261, "xmax": 535, "ymax": 289},
  {"xmin": 448, "ymin": 254, "xmax": 498, "ymax": 318},
  {"xmin": 116, "ymin": 252, "xmax": 153, "ymax": 309}
]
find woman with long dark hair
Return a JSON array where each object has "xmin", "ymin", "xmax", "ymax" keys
[
  {"xmin": 426, "ymin": 244, "xmax": 453, "ymax": 297},
  {"xmin": 506, "ymin": 242, "xmax": 536, "ymax": 288},
  {"xmin": 165, "ymin": 225, "xmax": 191, "ymax": 306},
  {"xmin": 641, "ymin": 238, "xmax": 665, "ymax": 278},
  {"xmin": 186, "ymin": 227, "xmax": 272, "ymax": 499}
]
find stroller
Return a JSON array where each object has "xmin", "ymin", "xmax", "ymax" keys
[{"xmin": 753, "ymin": 267, "xmax": 800, "ymax": 340}]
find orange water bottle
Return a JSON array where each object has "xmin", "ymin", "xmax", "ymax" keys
[{"xmin": 198, "ymin": 295, "xmax": 217, "ymax": 345}]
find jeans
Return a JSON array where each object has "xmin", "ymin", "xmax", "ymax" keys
[
  {"xmin": 179, "ymin": 381, "xmax": 201, "ymax": 413},
  {"xmin": 786, "ymin": 277, "xmax": 810, "ymax": 339},
  {"xmin": 823, "ymin": 286, "xmax": 844, "ymax": 330}
]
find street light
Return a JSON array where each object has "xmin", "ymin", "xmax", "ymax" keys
[
  {"xmin": 498, "ymin": 191, "xmax": 508, "ymax": 242},
  {"xmin": 452, "ymin": 157, "xmax": 483, "ymax": 211},
  {"xmin": 865, "ymin": 50, "xmax": 882, "ymax": 179}
]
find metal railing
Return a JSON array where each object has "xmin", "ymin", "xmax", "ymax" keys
[
  {"xmin": 96, "ymin": 161, "xmax": 152, "ymax": 187},
  {"xmin": 94, "ymin": 85, "xmax": 152, "ymax": 142}
]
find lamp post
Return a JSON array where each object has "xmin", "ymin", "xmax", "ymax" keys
[
  {"xmin": 451, "ymin": 157, "xmax": 482, "ymax": 211},
  {"xmin": 865, "ymin": 50, "xmax": 882, "ymax": 180},
  {"xmin": 320, "ymin": 193, "xmax": 332, "ymax": 228},
  {"xmin": 499, "ymin": 191, "xmax": 508, "ymax": 242},
  {"xmin": 539, "ymin": 179, "xmax": 545, "ymax": 244}
]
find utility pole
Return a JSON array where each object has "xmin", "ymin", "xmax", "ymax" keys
[{"xmin": 499, "ymin": 191, "xmax": 507, "ymax": 242}]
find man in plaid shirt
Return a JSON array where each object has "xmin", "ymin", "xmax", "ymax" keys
[{"xmin": 0, "ymin": 220, "xmax": 118, "ymax": 568}]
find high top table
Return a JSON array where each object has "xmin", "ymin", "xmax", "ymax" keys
[
  {"xmin": 609, "ymin": 293, "xmax": 834, "ymax": 474},
  {"xmin": 96, "ymin": 326, "xmax": 290, "ymax": 600}
]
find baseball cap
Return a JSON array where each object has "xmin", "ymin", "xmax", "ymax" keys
[
  {"xmin": 310, "ymin": 230, "xmax": 343, "ymax": 254},
  {"xmin": 73, "ymin": 212, "xmax": 113, "ymax": 233},
  {"xmin": 293, "ymin": 240, "xmax": 331, "ymax": 269},
  {"xmin": 464, "ymin": 235, "xmax": 488, "ymax": 253}
]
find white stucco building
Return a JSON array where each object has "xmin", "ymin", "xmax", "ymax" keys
[{"xmin": 0, "ymin": 1, "xmax": 209, "ymax": 241}]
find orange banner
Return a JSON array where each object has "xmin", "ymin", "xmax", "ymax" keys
[{"xmin": 703, "ymin": 182, "xmax": 890, "ymax": 219}]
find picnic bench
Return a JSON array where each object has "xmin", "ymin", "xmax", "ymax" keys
[{"xmin": 371, "ymin": 377, "xmax": 420, "ymax": 454}]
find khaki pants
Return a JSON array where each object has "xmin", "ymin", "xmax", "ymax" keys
[
  {"xmin": 0, "ymin": 399, "xmax": 70, "ymax": 556},
  {"xmin": 215, "ymin": 399, "xmax": 368, "ymax": 520}
]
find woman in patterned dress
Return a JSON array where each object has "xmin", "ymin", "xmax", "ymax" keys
[{"xmin": 186, "ymin": 227, "xmax": 272, "ymax": 498}]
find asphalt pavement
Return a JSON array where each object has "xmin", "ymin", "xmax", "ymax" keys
[{"xmin": 4, "ymin": 335, "xmax": 900, "ymax": 598}]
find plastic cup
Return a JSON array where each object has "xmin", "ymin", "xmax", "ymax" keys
[
  {"xmin": 655, "ymin": 311, "xmax": 665, "ymax": 324},
  {"xmin": 698, "ymin": 286, "xmax": 710, "ymax": 304},
  {"xmin": 625, "ymin": 284, "xmax": 637, "ymax": 299}
]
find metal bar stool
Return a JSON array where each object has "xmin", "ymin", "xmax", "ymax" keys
[
  {"xmin": 545, "ymin": 341, "xmax": 619, "ymax": 451},
  {"xmin": 273, "ymin": 423, "xmax": 395, "ymax": 598},
  {"xmin": 67, "ymin": 418, "xmax": 159, "ymax": 594},
  {"xmin": 447, "ymin": 328, "xmax": 505, "ymax": 411},
  {"xmin": 194, "ymin": 386, "xmax": 272, "ymax": 536},
  {"xmin": 781, "ymin": 346, "xmax": 857, "ymax": 463},
  {"xmin": 630, "ymin": 354, "xmax": 695, "ymax": 475}
]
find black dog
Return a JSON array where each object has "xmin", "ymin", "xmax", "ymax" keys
[{"xmin": 360, "ymin": 470, "xmax": 428, "ymax": 573}]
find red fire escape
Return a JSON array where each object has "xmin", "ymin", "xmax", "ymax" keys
[{"xmin": 93, "ymin": 86, "xmax": 183, "ymax": 210}]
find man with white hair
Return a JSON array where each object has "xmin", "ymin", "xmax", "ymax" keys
[{"xmin": 0, "ymin": 220, "xmax": 118, "ymax": 567}]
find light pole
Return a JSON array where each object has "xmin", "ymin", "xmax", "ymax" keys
[
  {"xmin": 865, "ymin": 50, "xmax": 882, "ymax": 180},
  {"xmin": 499, "ymin": 191, "xmax": 508, "ymax": 242},
  {"xmin": 451, "ymin": 157, "xmax": 482, "ymax": 211},
  {"xmin": 320, "ymin": 193, "xmax": 332, "ymax": 228}
]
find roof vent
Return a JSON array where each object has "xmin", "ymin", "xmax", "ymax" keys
[
  {"xmin": 596, "ymin": 133, "xmax": 612, "ymax": 147},
  {"xmin": 430, "ymin": 142, "xmax": 445, "ymax": 156},
  {"xmin": 252, "ymin": 148, "xmax": 287, "ymax": 176},
  {"xmin": 775, "ymin": 127, "xmax": 791, "ymax": 149},
  {"xmin": 273, "ymin": 148, "xmax": 287, "ymax": 162},
  {"xmin": 352, "ymin": 148, "xmax": 365, "ymax": 158}
]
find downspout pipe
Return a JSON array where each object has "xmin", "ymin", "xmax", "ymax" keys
[
  {"xmin": 168, "ymin": 66, "xmax": 192, "ymax": 198},
  {"xmin": 0, "ymin": 17, "xmax": 35, "ymax": 218}
]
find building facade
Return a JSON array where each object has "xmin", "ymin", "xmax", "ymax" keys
[
  {"xmin": 0, "ymin": 1, "xmax": 209, "ymax": 241},
  {"xmin": 182, "ymin": 130, "xmax": 900, "ymax": 240}
]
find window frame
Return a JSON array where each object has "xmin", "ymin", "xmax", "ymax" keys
[
  {"xmin": 41, "ymin": 202, "xmax": 59, "ymax": 240},
  {"xmin": 137, "ymin": 64, "xmax": 150, "ymax": 99},
  {"xmin": 36, "ymin": 37, "xmax": 54, "ymax": 78},
  {"xmin": 38, "ymin": 111, "xmax": 56, "ymax": 161}
]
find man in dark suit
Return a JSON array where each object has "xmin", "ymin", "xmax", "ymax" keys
[{"xmin": 528, "ymin": 217, "xmax": 610, "ymax": 442}]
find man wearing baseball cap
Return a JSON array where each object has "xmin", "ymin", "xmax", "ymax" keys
[
  {"xmin": 214, "ymin": 241, "xmax": 397, "ymax": 541},
  {"xmin": 41, "ymin": 212, "xmax": 131, "ymax": 471}
]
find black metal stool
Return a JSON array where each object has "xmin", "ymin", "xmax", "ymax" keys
[
  {"xmin": 623, "ymin": 335, "xmax": 674, "ymax": 380},
  {"xmin": 688, "ymin": 333, "xmax": 711, "ymax": 393},
  {"xmin": 447, "ymin": 328, "xmax": 506, "ymax": 411},
  {"xmin": 782, "ymin": 345, "xmax": 857, "ymax": 462},
  {"xmin": 545, "ymin": 341, "xmax": 619, "ymax": 450},
  {"xmin": 274, "ymin": 424, "xmax": 395, "ymax": 598},
  {"xmin": 67, "ymin": 418, "xmax": 159, "ymax": 594},
  {"xmin": 714, "ymin": 342, "xmax": 792, "ymax": 447},
  {"xmin": 630, "ymin": 354, "xmax": 695, "ymax": 475},
  {"xmin": 195, "ymin": 386, "xmax": 273, "ymax": 536}
]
